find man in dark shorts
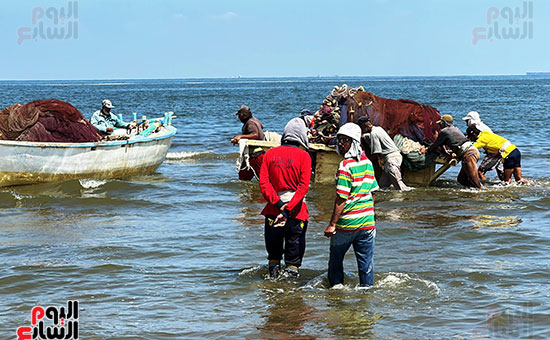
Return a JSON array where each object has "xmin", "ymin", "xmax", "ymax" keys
[
  {"xmin": 467, "ymin": 125, "xmax": 532, "ymax": 185},
  {"xmin": 462, "ymin": 111, "xmax": 503, "ymax": 180},
  {"xmin": 231, "ymin": 105, "xmax": 265, "ymax": 180}
]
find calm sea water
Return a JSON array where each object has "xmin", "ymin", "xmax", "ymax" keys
[{"xmin": 0, "ymin": 77, "xmax": 549, "ymax": 339}]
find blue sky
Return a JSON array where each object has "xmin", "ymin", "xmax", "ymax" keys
[{"xmin": 0, "ymin": 0, "xmax": 547, "ymax": 79}]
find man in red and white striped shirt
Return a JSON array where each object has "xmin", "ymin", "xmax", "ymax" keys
[{"xmin": 325, "ymin": 123, "xmax": 379, "ymax": 287}]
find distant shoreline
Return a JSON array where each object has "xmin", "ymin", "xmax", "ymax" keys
[{"xmin": 1, "ymin": 74, "xmax": 549, "ymax": 82}]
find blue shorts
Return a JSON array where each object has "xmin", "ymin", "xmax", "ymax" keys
[{"xmin": 503, "ymin": 148, "xmax": 521, "ymax": 169}]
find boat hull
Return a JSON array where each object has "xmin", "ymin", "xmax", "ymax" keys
[
  {"xmin": 0, "ymin": 126, "xmax": 176, "ymax": 187},
  {"xmin": 244, "ymin": 139, "xmax": 452, "ymax": 186}
]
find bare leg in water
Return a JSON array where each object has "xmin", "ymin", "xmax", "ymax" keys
[{"xmin": 504, "ymin": 167, "xmax": 533, "ymax": 185}]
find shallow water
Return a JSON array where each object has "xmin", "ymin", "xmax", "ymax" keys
[{"xmin": 1, "ymin": 77, "xmax": 549, "ymax": 339}]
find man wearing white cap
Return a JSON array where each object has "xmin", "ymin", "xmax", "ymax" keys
[
  {"xmin": 90, "ymin": 99, "xmax": 130, "ymax": 134},
  {"xmin": 325, "ymin": 122, "xmax": 379, "ymax": 287},
  {"xmin": 462, "ymin": 111, "xmax": 492, "ymax": 133},
  {"xmin": 462, "ymin": 111, "xmax": 503, "ymax": 181}
]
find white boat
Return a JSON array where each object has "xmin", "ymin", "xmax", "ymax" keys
[{"xmin": 0, "ymin": 123, "xmax": 177, "ymax": 187}]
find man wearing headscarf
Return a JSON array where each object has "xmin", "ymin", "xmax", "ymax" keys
[
  {"xmin": 259, "ymin": 117, "xmax": 312, "ymax": 279},
  {"xmin": 325, "ymin": 123, "xmax": 379, "ymax": 287},
  {"xmin": 462, "ymin": 111, "xmax": 492, "ymax": 132}
]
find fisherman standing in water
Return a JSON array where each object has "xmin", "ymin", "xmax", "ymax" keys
[
  {"xmin": 325, "ymin": 123, "xmax": 379, "ymax": 287},
  {"xmin": 425, "ymin": 114, "xmax": 483, "ymax": 189},
  {"xmin": 358, "ymin": 116, "xmax": 409, "ymax": 190},
  {"xmin": 259, "ymin": 117, "xmax": 311, "ymax": 279},
  {"xmin": 467, "ymin": 125, "xmax": 533, "ymax": 185},
  {"xmin": 232, "ymin": 105, "xmax": 265, "ymax": 180},
  {"xmin": 462, "ymin": 111, "xmax": 504, "ymax": 181}
]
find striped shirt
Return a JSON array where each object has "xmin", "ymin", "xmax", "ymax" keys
[{"xmin": 335, "ymin": 152, "xmax": 379, "ymax": 231}]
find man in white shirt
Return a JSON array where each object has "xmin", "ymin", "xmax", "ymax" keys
[{"xmin": 358, "ymin": 116, "xmax": 409, "ymax": 190}]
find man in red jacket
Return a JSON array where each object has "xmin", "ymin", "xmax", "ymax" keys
[{"xmin": 259, "ymin": 117, "xmax": 312, "ymax": 279}]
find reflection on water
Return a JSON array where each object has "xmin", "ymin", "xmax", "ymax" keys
[
  {"xmin": 258, "ymin": 290, "xmax": 319, "ymax": 340},
  {"xmin": 324, "ymin": 292, "xmax": 379, "ymax": 340},
  {"xmin": 471, "ymin": 215, "xmax": 521, "ymax": 229}
]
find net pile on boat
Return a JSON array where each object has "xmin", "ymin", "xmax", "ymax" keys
[
  {"xmin": 0, "ymin": 99, "xmax": 104, "ymax": 142},
  {"xmin": 309, "ymin": 84, "xmax": 443, "ymax": 170},
  {"xmin": 310, "ymin": 84, "xmax": 442, "ymax": 145}
]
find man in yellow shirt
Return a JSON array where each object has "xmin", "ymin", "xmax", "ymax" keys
[{"xmin": 466, "ymin": 126, "xmax": 532, "ymax": 185}]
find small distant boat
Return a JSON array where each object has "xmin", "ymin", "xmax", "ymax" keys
[{"xmin": 0, "ymin": 120, "xmax": 177, "ymax": 187}]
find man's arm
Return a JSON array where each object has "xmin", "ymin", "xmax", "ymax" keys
[
  {"xmin": 285, "ymin": 152, "xmax": 312, "ymax": 213},
  {"xmin": 324, "ymin": 196, "xmax": 346, "ymax": 237},
  {"xmin": 258, "ymin": 155, "xmax": 287, "ymax": 216},
  {"xmin": 473, "ymin": 132, "xmax": 488, "ymax": 150},
  {"xmin": 325, "ymin": 161, "xmax": 351, "ymax": 237},
  {"xmin": 231, "ymin": 133, "xmax": 259, "ymax": 144},
  {"xmin": 114, "ymin": 115, "xmax": 129, "ymax": 129},
  {"xmin": 427, "ymin": 130, "xmax": 447, "ymax": 154}
]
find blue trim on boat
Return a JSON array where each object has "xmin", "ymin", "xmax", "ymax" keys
[{"xmin": 0, "ymin": 126, "xmax": 177, "ymax": 148}]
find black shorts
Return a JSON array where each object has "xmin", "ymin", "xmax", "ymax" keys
[{"xmin": 503, "ymin": 148, "xmax": 521, "ymax": 169}]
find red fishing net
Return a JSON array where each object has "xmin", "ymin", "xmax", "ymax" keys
[
  {"xmin": 349, "ymin": 91, "xmax": 441, "ymax": 143},
  {"xmin": 314, "ymin": 85, "xmax": 442, "ymax": 144},
  {"xmin": 0, "ymin": 99, "xmax": 104, "ymax": 142}
]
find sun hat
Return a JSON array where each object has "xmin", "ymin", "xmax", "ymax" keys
[
  {"xmin": 436, "ymin": 114, "xmax": 453, "ymax": 124},
  {"xmin": 337, "ymin": 123, "xmax": 362, "ymax": 142},
  {"xmin": 102, "ymin": 99, "xmax": 115, "ymax": 109}
]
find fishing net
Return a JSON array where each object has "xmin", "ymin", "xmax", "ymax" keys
[
  {"xmin": 0, "ymin": 99, "xmax": 104, "ymax": 142},
  {"xmin": 310, "ymin": 84, "xmax": 442, "ymax": 145}
]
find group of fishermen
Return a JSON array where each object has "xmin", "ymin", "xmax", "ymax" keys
[
  {"xmin": 427, "ymin": 111, "xmax": 532, "ymax": 188},
  {"xmin": 231, "ymin": 104, "xmax": 532, "ymax": 287}
]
